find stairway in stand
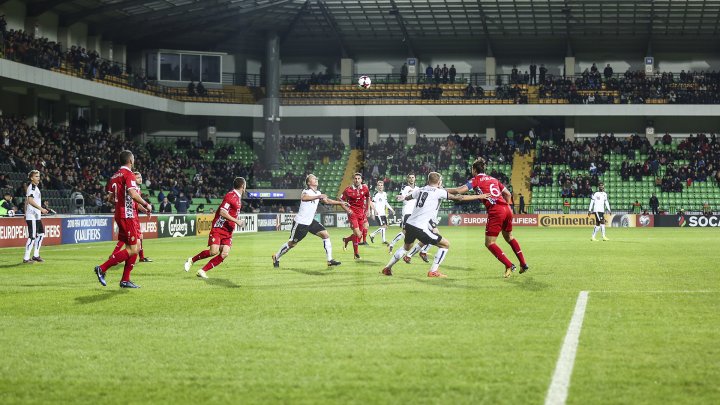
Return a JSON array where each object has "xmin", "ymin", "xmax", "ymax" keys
[
  {"xmin": 337, "ymin": 149, "xmax": 363, "ymax": 197},
  {"xmin": 510, "ymin": 150, "xmax": 535, "ymax": 212},
  {"xmin": 527, "ymin": 85, "xmax": 539, "ymax": 104}
]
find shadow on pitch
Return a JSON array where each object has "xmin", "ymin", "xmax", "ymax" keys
[
  {"xmin": 75, "ymin": 289, "xmax": 128, "ymax": 305},
  {"xmin": 512, "ymin": 275, "xmax": 550, "ymax": 291},
  {"xmin": 287, "ymin": 267, "xmax": 335, "ymax": 276},
  {"xmin": 203, "ymin": 278, "xmax": 241, "ymax": 289},
  {"xmin": 0, "ymin": 263, "xmax": 24, "ymax": 269}
]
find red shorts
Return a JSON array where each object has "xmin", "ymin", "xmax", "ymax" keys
[
  {"xmin": 349, "ymin": 212, "xmax": 366, "ymax": 230},
  {"xmin": 485, "ymin": 205, "xmax": 513, "ymax": 237},
  {"xmin": 208, "ymin": 228, "xmax": 233, "ymax": 247},
  {"xmin": 116, "ymin": 218, "xmax": 140, "ymax": 245}
]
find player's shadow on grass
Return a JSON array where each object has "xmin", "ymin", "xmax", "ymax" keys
[
  {"xmin": 203, "ymin": 278, "xmax": 241, "ymax": 289},
  {"xmin": 0, "ymin": 263, "xmax": 24, "ymax": 269},
  {"xmin": 75, "ymin": 289, "xmax": 128, "ymax": 305},
  {"xmin": 511, "ymin": 276, "xmax": 550, "ymax": 291},
  {"xmin": 288, "ymin": 268, "xmax": 334, "ymax": 276}
]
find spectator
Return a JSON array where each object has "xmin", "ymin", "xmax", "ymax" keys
[
  {"xmin": 649, "ymin": 193, "xmax": 660, "ymax": 215},
  {"xmin": 159, "ymin": 197, "xmax": 172, "ymax": 213},
  {"xmin": 187, "ymin": 81, "xmax": 196, "ymax": 96},
  {"xmin": 519, "ymin": 193, "xmax": 526, "ymax": 214},
  {"xmin": 400, "ymin": 63, "xmax": 408, "ymax": 84},
  {"xmin": 174, "ymin": 192, "xmax": 189, "ymax": 213}
]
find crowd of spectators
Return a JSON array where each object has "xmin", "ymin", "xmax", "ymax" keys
[{"xmin": 424, "ymin": 64, "xmax": 458, "ymax": 84}]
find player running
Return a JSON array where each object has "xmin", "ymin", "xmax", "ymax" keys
[
  {"xmin": 369, "ymin": 180, "xmax": 395, "ymax": 245},
  {"xmin": 388, "ymin": 173, "xmax": 418, "ymax": 253},
  {"xmin": 447, "ymin": 158, "xmax": 529, "ymax": 278},
  {"xmin": 94, "ymin": 151, "xmax": 153, "ymax": 288},
  {"xmin": 272, "ymin": 174, "xmax": 347, "ymax": 267},
  {"xmin": 108, "ymin": 171, "xmax": 152, "ymax": 263},
  {"xmin": 184, "ymin": 177, "xmax": 247, "ymax": 279},
  {"xmin": 382, "ymin": 172, "xmax": 489, "ymax": 277},
  {"xmin": 588, "ymin": 182, "xmax": 612, "ymax": 241},
  {"xmin": 340, "ymin": 173, "xmax": 373, "ymax": 259}
]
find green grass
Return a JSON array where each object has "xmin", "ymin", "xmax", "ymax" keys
[{"xmin": 0, "ymin": 227, "xmax": 719, "ymax": 404}]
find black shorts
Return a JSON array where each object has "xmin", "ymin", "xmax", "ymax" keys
[
  {"xmin": 289, "ymin": 219, "xmax": 326, "ymax": 243},
  {"xmin": 404, "ymin": 223, "xmax": 442, "ymax": 246},
  {"xmin": 400, "ymin": 214, "xmax": 412, "ymax": 229},
  {"xmin": 26, "ymin": 219, "xmax": 44, "ymax": 239},
  {"xmin": 593, "ymin": 212, "xmax": 605, "ymax": 226},
  {"xmin": 375, "ymin": 215, "xmax": 388, "ymax": 226}
]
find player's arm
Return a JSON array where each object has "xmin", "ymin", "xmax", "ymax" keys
[
  {"xmin": 605, "ymin": 197, "xmax": 612, "ymax": 214},
  {"xmin": 366, "ymin": 194, "xmax": 374, "ymax": 217},
  {"xmin": 301, "ymin": 192, "xmax": 327, "ymax": 202},
  {"xmin": 387, "ymin": 201, "xmax": 395, "ymax": 214},
  {"xmin": 501, "ymin": 187, "xmax": 512, "ymax": 204},
  {"xmin": 338, "ymin": 190, "xmax": 353, "ymax": 214},
  {"xmin": 321, "ymin": 196, "xmax": 348, "ymax": 207},
  {"xmin": 26, "ymin": 195, "xmax": 48, "ymax": 214},
  {"xmin": 127, "ymin": 188, "xmax": 152, "ymax": 214},
  {"xmin": 446, "ymin": 184, "xmax": 470, "ymax": 195},
  {"xmin": 587, "ymin": 195, "xmax": 594, "ymax": 215},
  {"xmin": 448, "ymin": 192, "xmax": 491, "ymax": 202},
  {"xmin": 219, "ymin": 208, "xmax": 245, "ymax": 227}
]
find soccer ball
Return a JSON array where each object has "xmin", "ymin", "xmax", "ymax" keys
[{"xmin": 358, "ymin": 75, "xmax": 372, "ymax": 89}]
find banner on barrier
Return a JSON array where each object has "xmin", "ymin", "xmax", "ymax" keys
[
  {"xmin": 113, "ymin": 216, "xmax": 159, "ymax": 240},
  {"xmin": 637, "ymin": 214, "xmax": 654, "ymax": 227},
  {"xmin": 653, "ymin": 215, "xmax": 685, "ymax": 227},
  {"xmin": 539, "ymin": 214, "xmax": 598, "ymax": 227},
  {"xmin": 277, "ymin": 214, "xmax": 296, "ymax": 231},
  {"xmin": 195, "ymin": 214, "xmax": 215, "ymax": 236},
  {"xmin": 609, "ymin": 214, "xmax": 636, "ymax": 228},
  {"xmin": 0, "ymin": 217, "xmax": 62, "ymax": 247},
  {"xmin": 683, "ymin": 215, "xmax": 720, "ymax": 228},
  {"xmin": 321, "ymin": 213, "xmax": 336, "ymax": 227},
  {"xmin": 159, "ymin": 215, "xmax": 197, "ymax": 238},
  {"xmin": 448, "ymin": 214, "xmax": 538, "ymax": 227},
  {"xmin": 63, "ymin": 216, "xmax": 113, "ymax": 244},
  {"xmin": 234, "ymin": 214, "xmax": 258, "ymax": 233},
  {"xmin": 257, "ymin": 214, "xmax": 279, "ymax": 232},
  {"xmin": 336, "ymin": 213, "xmax": 349, "ymax": 228}
]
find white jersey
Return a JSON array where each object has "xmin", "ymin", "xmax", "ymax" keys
[
  {"xmin": 400, "ymin": 184, "xmax": 419, "ymax": 216},
  {"xmin": 407, "ymin": 186, "xmax": 448, "ymax": 229},
  {"xmin": 372, "ymin": 191, "xmax": 389, "ymax": 216},
  {"xmin": 25, "ymin": 183, "xmax": 42, "ymax": 220},
  {"xmin": 295, "ymin": 188, "xmax": 322, "ymax": 225},
  {"xmin": 588, "ymin": 191, "xmax": 611, "ymax": 213}
]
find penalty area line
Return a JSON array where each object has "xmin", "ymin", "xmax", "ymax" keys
[{"xmin": 545, "ymin": 290, "xmax": 589, "ymax": 405}]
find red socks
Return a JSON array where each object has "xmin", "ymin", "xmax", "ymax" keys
[
  {"xmin": 121, "ymin": 254, "xmax": 137, "ymax": 282},
  {"xmin": 202, "ymin": 255, "xmax": 225, "ymax": 271},
  {"xmin": 352, "ymin": 234, "xmax": 359, "ymax": 255},
  {"xmin": 362, "ymin": 228, "xmax": 368, "ymax": 243},
  {"xmin": 192, "ymin": 249, "xmax": 213, "ymax": 263},
  {"xmin": 487, "ymin": 243, "xmax": 513, "ymax": 268},
  {"xmin": 112, "ymin": 241, "xmax": 124, "ymax": 256},
  {"xmin": 509, "ymin": 239, "xmax": 526, "ymax": 267},
  {"xmin": 100, "ymin": 249, "xmax": 130, "ymax": 272}
]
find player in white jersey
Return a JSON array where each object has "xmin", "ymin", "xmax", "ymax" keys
[
  {"xmin": 23, "ymin": 170, "xmax": 49, "ymax": 264},
  {"xmin": 369, "ymin": 180, "xmax": 395, "ymax": 245},
  {"xmin": 588, "ymin": 182, "xmax": 612, "ymax": 241},
  {"xmin": 272, "ymin": 174, "xmax": 348, "ymax": 267},
  {"xmin": 382, "ymin": 172, "xmax": 490, "ymax": 278},
  {"xmin": 388, "ymin": 174, "xmax": 418, "ymax": 253}
]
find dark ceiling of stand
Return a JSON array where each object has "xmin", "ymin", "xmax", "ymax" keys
[{"xmin": 15, "ymin": 0, "xmax": 720, "ymax": 57}]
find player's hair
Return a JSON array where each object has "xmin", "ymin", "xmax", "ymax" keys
[
  {"xmin": 472, "ymin": 158, "xmax": 487, "ymax": 174},
  {"xmin": 428, "ymin": 172, "xmax": 441, "ymax": 185},
  {"xmin": 133, "ymin": 171, "xmax": 141, "ymax": 176},
  {"xmin": 353, "ymin": 172, "xmax": 362, "ymax": 178},
  {"xmin": 305, "ymin": 174, "xmax": 316, "ymax": 186},
  {"xmin": 119, "ymin": 150, "xmax": 134, "ymax": 164},
  {"xmin": 233, "ymin": 177, "xmax": 246, "ymax": 189},
  {"xmin": 406, "ymin": 173, "xmax": 415, "ymax": 178},
  {"xmin": 376, "ymin": 180, "xmax": 384, "ymax": 185},
  {"xmin": 27, "ymin": 169, "xmax": 40, "ymax": 179}
]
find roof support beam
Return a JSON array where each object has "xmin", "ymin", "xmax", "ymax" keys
[
  {"xmin": 280, "ymin": 0, "xmax": 310, "ymax": 46},
  {"xmin": 389, "ymin": 0, "xmax": 417, "ymax": 58},
  {"xmin": 316, "ymin": 0, "xmax": 350, "ymax": 58},
  {"xmin": 27, "ymin": 0, "xmax": 68, "ymax": 17},
  {"xmin": 61, "ymin": 0, "xmax": 153, "ymax": 27}
]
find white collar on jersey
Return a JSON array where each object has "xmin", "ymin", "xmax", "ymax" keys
[
  {"xmin": 233, "ymin": 189, "xmax": 242, "ymax": 198},
  {"xmin": 121, "ymin": 165, "xmax": 132, "ymax": 171}
]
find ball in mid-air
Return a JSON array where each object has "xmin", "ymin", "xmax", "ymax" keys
[{"xmin": 358, "ymin": 75, "xmax": 372, "ymax": 89}]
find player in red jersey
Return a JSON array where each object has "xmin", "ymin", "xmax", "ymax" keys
[
  {"xmin": 339, "ymin": 173, "xmax": 373, "ymax": 259},
  {"xmin": 94, "ymin": 151, "xmax": 153, "ymax": 288},
  {"xmin": 184, "ymin": 177, "xmax": 247, "ymax": 279},
  {"xmin": 447, "ymin": 158, "xmax": 529, "ymax": 278},
  {"xmin": 109, "ymin": 171, "xmax": 152, "ymax": 263}
]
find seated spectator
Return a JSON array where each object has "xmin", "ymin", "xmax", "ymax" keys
[
  {"xmin": 196, "ymin": 82, "xmax": 207, "ymax": 96},
  {"xmin": 187, "ymin": 81, "xmax": 196, "ymax": 96}
]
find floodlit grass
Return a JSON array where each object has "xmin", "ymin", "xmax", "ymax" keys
[{"xmin": 0, "ymin": 227, "xmax": 718, "ymax": 404}]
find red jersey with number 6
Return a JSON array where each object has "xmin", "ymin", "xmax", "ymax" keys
[
  {"xmin": 466, "ymin": 174, "xmax": 510, "ymax": 211},
  {"xmin": 212, "ymin": 189, "xmax": 243, "ymax": 233},
  {"xmin": 106, "ymin": 166, "xmax": 139, "ymax": 219}
]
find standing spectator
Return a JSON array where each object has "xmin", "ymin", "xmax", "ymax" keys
[
  {"xmin": 519, "ymin": 193, "xmax": 526, "ymax": 214},
  {"xmin": 433, "ymin": 64, "xmax": 441, "ymax": 84},
  {"xmin": 449, "ymin": 64, "xmax": 456, "ymax": 84},
  {"xmin": 175, "ymin": 192, "xmax": 189, "ymax": 214},
  {"xmin": 649, "ymin": 194, "xmax": 659, "ymax": 215},
  {"xmin": 529, "ymin": 63, "xmax": 537, "ymax": 84},
  {"xmin": 603, "ymin": 64, "xmax": 613, "ymax": 79},
  {"xmin": 539, "ymin": 64, "xmax": 547, "ymax": 83},
  {"xmin": 425, "ymin": 65, "xmax": 433, "ymax": 83},
  {"xmin": 441, "ymin": 64, "xmax": 449, "ymax": 84},
  {"xmin": 400, "ymin": 63, "xmax": 408, "ymax": 84},
  {"xmin": 159, "ymin": 197, "xmax": 172, "ymax": 213}
]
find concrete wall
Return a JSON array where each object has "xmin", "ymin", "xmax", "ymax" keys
[{"xmin": 0, "ymin": 0, "xmax": 26, "ymax": 30}]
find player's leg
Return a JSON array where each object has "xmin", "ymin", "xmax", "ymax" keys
[
  {"xmin": 198, "ymin": 244, "xmax": 230, "ymax": 278},
  {"xmin": 485, "ymin": 211, "xmax": 515, "ymax": 277},
  {"xmin": 119, "ymin": 239, "xmax": 141, "ymax": 288},
  {"xmin": 185, "ymin": 233, "xmax": 220, "ymax": 271},
  {"xmin": 111, "ymin": 240, "xmax": 125, "ymax": 257},
  {"xmin": 351, "ymin": 226, "xmax": 362, "ymax": 257},
  {"xmin": 389, "ymin": 215, "xmax": 409, "ymax": 251},
  {"xmin": 427, "ymin": 237, "xmax": 449, "ymax": 278},
  {"xmin": 31, "ymin": 220, "xmax": 45, "ymax": 261},
  {"xmin": 600, "ymin": 213, "xmax": 609, "ymax": 240},
  {"xmin": 502, "ymin": 230, "xmax": 528, "ymax": 273},
  {"xmin": 419, "ymin": 242, "xmax": 432, "ymax": 262},
  {"xmin": 96, "ymin": 220, "xmax": 135, "ymax": 286},
  {"xmin": 23, "ymin": 220, "xmax": 36, "ymax": 263},
  {"xmin": 316, "ymin": 229, "xmax": 340, "ymax": 266},
  {"xmin": 361, "ymin": 219, "xmax": 369, "ymax": 244},
  {"xmin": 274, "ymin": 221, "xmax": 301, "ymax": 267},
  {"xmin": 591, "ymin": 213, "xmax": 601, "ymax": 240},
  {"xmin": 380, "ymin": 224, "xmax": 387, "ymax": 243}
]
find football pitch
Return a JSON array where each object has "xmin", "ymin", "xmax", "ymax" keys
[{"xmin": 1, "ymin": 227, "xmax": 718, "ymax": 404}]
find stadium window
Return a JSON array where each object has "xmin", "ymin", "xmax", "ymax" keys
[
  {"xmin": 146, "ymin": 53, "xmax": 159, "ymax": 80},
  {"xmin": 181, "ymin": 54, "xmax": 201, "ymax": 82},
  {"xmin": 160, "ymin": 53, "xmax": 180, "ymax": 81},
  {"xmin": 201, "ymin": 55, "xmax": 221, "ymax": 83}
]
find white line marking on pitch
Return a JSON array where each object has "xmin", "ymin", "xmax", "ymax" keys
[{"xmin": 545, "ymin": 290, "xmax": 589, "ymax": 405}]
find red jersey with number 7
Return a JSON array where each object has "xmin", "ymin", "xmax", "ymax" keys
[
  {"xmin": 465, "ymin": 174, "xmax": 510, "ymax": 211},
  {"xmin": 341, "ymin": 184, "xmax": 370, "ymax": 215},
  {"xmin": 106, "ymin": 166, "xmax": 139, "ymax": 219}
]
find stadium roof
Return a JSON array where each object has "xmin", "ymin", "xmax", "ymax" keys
[{"xmin": 18, "ymin": 0, "xmax": 720, "ymax": 57}]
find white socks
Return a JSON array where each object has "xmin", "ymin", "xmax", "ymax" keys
[
  {"xmin": 275, "ymin": 242, "xmax": 291, "ymax": 260},
  {"xmin": 405, "ymin": 243, "xmax": 421, "ymax": 258},
  {"xmin": 34, "ymin": 234, "xmax": 44, "ymax": 257},
  {"xmin": 420, "ymin": 244, "xmax": 431, "ymax": 254},
  {"xmin": 323, "ymin": 238, "xmax": 332, "ymax": 261},
  {"xmin": 430, "ymin": 248, "xmax": 449, "ymax": 273},
  {"xmin": 592, "ymin": 226, "xmax": 599, "ymax": 238},
  {"xmin": 386, "ymin": 247, "xmax": 407, "ymax": 268},
  {"xmin": 600, "ymin": 224, "xmax": 606, "ymax": 237},
  {"xmin": 389, "ymin": 232, "xmax": 404, "ymax": 247},
  {"xmin": 23, "ymin": 238, "xmax": 34, "ymax": 261}
]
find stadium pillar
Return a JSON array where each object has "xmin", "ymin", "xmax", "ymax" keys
[
  {"xmin": 340, "ymin": 126, "xmax": 351, "ymax": 146},
  {"xmin": 113, "ymin": 44, "xmax": 127, "ymax": 65},
  {"xmin": 340, "ymin": 58, "xmax": 354, "ymax": 85},
  {"xmin": 565, "ymin": 57, "xmax": 576, "ymax": 76},
  {"xmin": 89, "ymin": 101, "xmax": 98, "ymax": 131},
  {"xmin": 101, "ymin": 41, "xmax": 113, "ymax": 60},
  {"xmin": 22, "ymin": 88, "xmax": 38, "ymax": 126},
  {"xmin": 88, "ymin": 36, "xmax": 102, "ymax": 56},
  {"xmin": 485, "ymin": 56, "xmax": 496, "ymax": 86},
  {"xmin": 367, "ymin": 127, "xmax": 379, "ymax": 145},
  {"xmin": 53, "ymin": 95, "xmax": 70, "ymax": 127},
  {"xmin": 564, "ymin": 117, "xmax": 575, "ymax": 141},
  {"xmin": 485, "ymin": 126, "xmax": 496, "ymax": 142},
  {"xmin": 263, "ymin": 32, "xmax": 281, "ymax": 169}
]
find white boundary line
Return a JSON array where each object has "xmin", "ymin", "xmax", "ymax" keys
[{"xmin": 545, "ymin": 290, "xmax": 589, "ymax": 405}]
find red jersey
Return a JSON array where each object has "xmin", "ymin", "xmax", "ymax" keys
[
  {"xmin": 341, "ymin": 184, "xmax": 370, "ymax": 214},
  {"xmin": 212, "ymin": 190, "xmax": 243, "ymax": 233},
  {"xmin": 107, "ymin": 166, "xmax": 139, "ymax": 219},
  {"xmin": 466, "ymin": 174, "xmax": 510, "ymax": 211}
]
